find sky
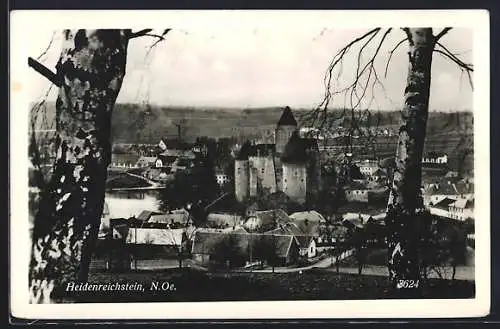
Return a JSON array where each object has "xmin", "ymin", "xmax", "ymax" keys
[{"xmin": 28, "ymin": 27, "xmax": 473, "ymax": 111}]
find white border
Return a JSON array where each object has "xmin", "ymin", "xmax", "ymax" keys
[{"xmin": 10, "ymin": 10, "xmax": 490, "ymax": 319}]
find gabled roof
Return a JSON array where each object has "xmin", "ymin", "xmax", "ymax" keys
[
  {"xmin": 137, "ymin": 156, "xmax": 157, "ymax": 164},
  {"xmin": 277, "ymin": 106, "xmax": 298, "ymax": 126},
  {"xmin": 432, "ymin": 197, "xmax": 457, "ymax": 210},
  {"xmin": 191, "ymin": 231, "xmax": 296, "ymax": 258},
  {"xmin": 451, "ymin": 198, "xmax": 474, "ymax": 209},
  {"xmin": 289, "ymin": 210, "xmax": 326, "ymax": 223},
  {"xmin": 149, "ymin": 212, "xmax": 190, "ymax": 225},
  {"xmin": 423, "ymin": 152, "xmax": 447, "ymax": 159},
  {"xmin": 159, "ymin": 138, "xmax": 192, "ymax": 151},
  {"xmin": 294, "ymin": 235, "xmax": 314, "ymax": 248},
  {"xmin": 111, "ymin": 153, "xmax": 140, "ymax": 165},
  {"xmin": 136, "ymin": 210, "xmax": 163, "ymax": 222},
  {"xmin": 252, "ymin": 209, "xmax": 291, "ymax": 227},
  {"xmin": 207, "ymin": 213, "xmax": 242, "ymax": 227}
]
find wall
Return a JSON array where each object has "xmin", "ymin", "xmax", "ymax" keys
[
  {"xmin": 234, "ymin": 160, "xmax": 249, "ymax": 202},
  {"xmin": 249, "ymin": 155, "xmax": 277, "ymax": 195},
  {"xmin": 282, "ymin": 163, "xmax": 307, "ymax": 204}
]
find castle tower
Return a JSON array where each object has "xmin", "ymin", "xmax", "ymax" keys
[
  {"xmin": 281, "ymin": 131, "xmax": 308, "ymax": 204},
  {"xmin": 234, "ymin": 141, "xmax": 251, "ymax": 202},
  {"xmin": 275, "ymin": 106, "xmax": 298, "ymax": 155}
]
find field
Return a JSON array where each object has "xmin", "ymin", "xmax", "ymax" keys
[{"xmin": 51, "ymin": 267, "xmax": 475, "ymax": 303}]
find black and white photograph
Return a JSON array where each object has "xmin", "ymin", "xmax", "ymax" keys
[{"xmin": 10, "ymin": 10, "xmax": 490, "ymax": 319}]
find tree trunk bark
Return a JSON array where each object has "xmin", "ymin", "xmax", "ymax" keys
[
  {"xmin": 29, "ymin": 29, "xmax": 130, "ymax": 303},
  {"xmin": 385, "ymin": 28, "xmax": 434, "ymax": 293}
]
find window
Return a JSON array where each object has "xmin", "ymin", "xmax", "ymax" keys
[{"xmin": 261, "ymin": 168, "xmax": 265, "ymax": 174}]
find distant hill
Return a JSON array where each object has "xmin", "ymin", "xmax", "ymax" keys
[
  {"xmin": 30, "ymin": 102, "xmax": 473, "ymax": 143},
  {"xmin": 29, "ymin": 102, "xmax": 473, "ymax": 174}
]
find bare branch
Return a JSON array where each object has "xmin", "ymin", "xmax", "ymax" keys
[
  {"xmin": 129, "ymin": 29, "xmax": 153, "ymax": 39},
  {"xmin": 434, "ymin": 41, "xmax": 473, "ymax": 89},
  {"xmin": 434, "ymin": 27, "xmax": 453, "ymax": 42},
  {"xmin": 434, "ymin": 50, "xmax": 474, "ymax": 89},
  {"xmin": 435, "ymin": 42, "xmax": 473, "ymax": 71},
  {"xmin": 28, "ymin": 57, "xmax": 61, "ymax": 87},
  {"xmin": 36, "ymin": 31, "xmax": 56, "ymax": 61},
  {"xmin": 384, "ymin": 38, "xmax": 408, "ymax": 77}
]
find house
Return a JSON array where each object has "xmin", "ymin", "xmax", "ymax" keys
[
  {"xmin": 294, "ymin": 235, "xmax": 317, "ymax": 258},
  {"xmin": 448, "ymin": 197, "xmax": 474, "ymax": 221},
  {"xmin": 158, "ymin": 138, "xmax": 191, "ymax": 152},
  {"xmin": 207, "ymin": 213, "xmax": 243, "ymax": 229},
  {"xmin": 136, "ymin": 156, "xmax": 157, "ymax": 168},
  {"xmin": 429, "ymin": 196, "xmax": 474, "ymax": 221},
  {"xmin": 423, "ymin": 178, "xmax": 474, "ymax": 206},
  {"xmin": 155, "ymin": 155, "xmax": 177, "ymax": 168},
  {"xmin": 345, "ymin": 189, "xmax": 370, "ymax": 203},
  {"xmin": 422, "ymin": 152, "xmax": 448, "ymax": 166},
  {"xmin": 243, "ymin": 209, "xmax": 291, "ymax": 233},
  {"xmin": 357, "ymin": 160, "xmax": 380, "ymax": 177},
  {"xmin": 109, "ymin": 218, "xmax": 130, "ymax": 240},
  {"xmin": 289, "ymin": 210, "xmax": 326, "ymax": 224},
  {"xmin": 190, "ymin": 231, "xmax": 300, "ymax": 267},
  {"xmin": 370, "ymin": 168, "xmax": 387, "ymax": 182},
  {"xmin": 288, "ymin": 211, "xmax": 324, "ymax": 237},
  {"xmin": 149, "ymin": 212, "xmax": 191, "ymax": 227},
  {"xmin": 136, "ymin": 210, "xmax": 163, "ymax": 222},
  {"xmin": 110, "ymin": 154, "xmax": 140, "ymax": 169}
]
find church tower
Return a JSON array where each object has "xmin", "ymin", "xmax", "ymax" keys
[{"xmin": 275, "ymin": 106, "xmax": 298, "ymax": 155}]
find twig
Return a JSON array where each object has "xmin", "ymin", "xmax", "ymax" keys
[
  {"xmin": 36, "ymin": 31, "xmax": 56, "ymax": 61},
  {"xmin": 434, "ymin": 27, "xmax": 453, "ymax": 42},
  {"xmin": 384, "ymin": 38, "xmax": 408, "ymax": 77},
  {"xmin": 129, "ymin": 29, "xmax": 153, "ymax": 39},
  {"xmin": 434, "ymin": 50, "xmax": 474, "ymax": 89},
  {"xmin": 435, "ymin": 42, "xmax": 473, "ymax": 71},
  {"xmin": 28, "ymin": 57, "xmax": 61, "ymax": 87}
]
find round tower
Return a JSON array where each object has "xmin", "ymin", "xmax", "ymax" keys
[
  {"xmin": 275, "ymin": 106, "xmax": 298, "ymax": 155},
  {"xmin": 234, "ymin": 141, "xmax": 251, "ymax": 202},
  {"xmin": 281, "ymin": 132, "xmax": 308, "ymax": 204}
]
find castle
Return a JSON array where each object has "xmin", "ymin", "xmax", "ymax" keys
[{"xmin": 234, "ymin": 106, "xmax": 321, "ymax": 205}]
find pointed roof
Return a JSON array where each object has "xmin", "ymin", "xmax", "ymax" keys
[{"xmin": 277, "ymin": 106, "xmax": 298, "ymax": 126}]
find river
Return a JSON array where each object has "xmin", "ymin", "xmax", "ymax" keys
[{"xmin": 104, "ymin": 190, "xmax": 162, "ymax": 219}]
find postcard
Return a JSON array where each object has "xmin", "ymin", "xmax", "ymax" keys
[{"xmin": 9, "ymin": 9, "xmax": 490, "ymax": 319}]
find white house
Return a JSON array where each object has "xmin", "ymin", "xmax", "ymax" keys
[
  {"xmin": 422, "ymin": 152, "xmax": 448, "ymax": 164},
  {"xmin": 448, "ymin": 197, "xmax": 474, "ymax": 221},
  {"xmin": 295, "ymin": 235, "xmax": 317, "ymax": 258},
  {"xmin": 429, "ymin": 196, "xmax": 474, "ymax": 221}
]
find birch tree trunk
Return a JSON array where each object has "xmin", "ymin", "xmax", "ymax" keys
[
  {"xmin": 29, "ymin": 29, "xmax": 130, "ymax": 303},
  {"xmin": 385, "ymin": 28, "xmax": 434, "ymax": 293}
]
